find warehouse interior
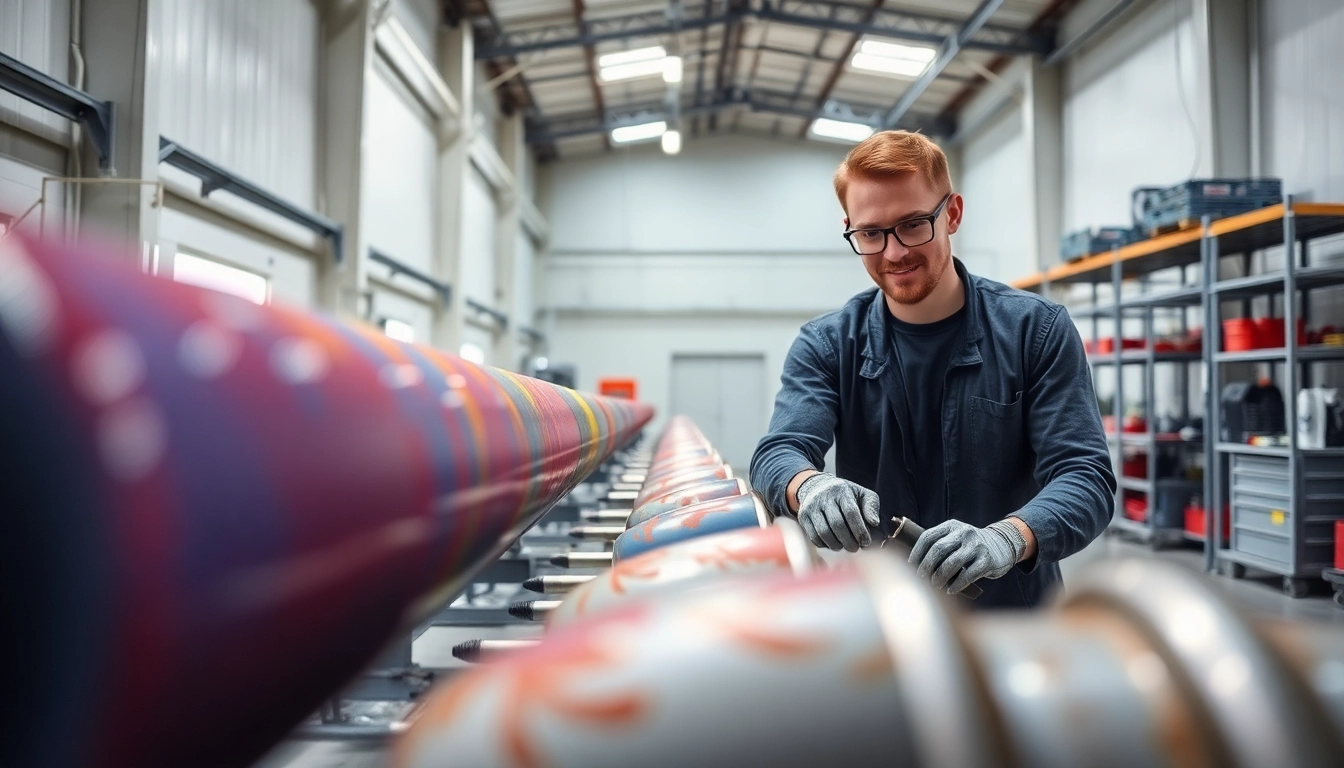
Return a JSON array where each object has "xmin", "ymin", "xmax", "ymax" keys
[{"xmin": 3, "ymin": 0, "xmax": 1344, "ymax": 766}]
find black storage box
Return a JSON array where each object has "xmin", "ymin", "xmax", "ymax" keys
[{"xmin": 1220, "ymin": 381, "xmax": 1285, "ymax": 443}]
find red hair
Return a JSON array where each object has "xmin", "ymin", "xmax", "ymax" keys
[{"xmin": 833, "ymin": 130, "xmax": 952, "ymax": 213}]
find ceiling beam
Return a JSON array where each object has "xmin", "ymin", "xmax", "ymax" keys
[
  {"xmin": 937, "ymin": 0, "xmax": 1076, "ymax": 122},
  {"xmin": 525, "ymin": 87, "xmax": 948, "ymax": 144},
  {"xmin": 571, "ymin": 0, "xmax": 611, "ymax": 150},
  {"xmin": 881, "ymin": 0, "xmax": 1007, "ymax": 129},
  {"xmin": 798, "ymin": 0, "xmax": 883, "ymax": 139},
  {"xmin": 474, "ymin": 0, "xmax": 1048, "ymax": 61}
]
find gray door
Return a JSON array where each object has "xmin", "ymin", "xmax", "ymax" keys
[{"xmin": 670, "ymin": 354, "xmax": 767, "ymax": 471}]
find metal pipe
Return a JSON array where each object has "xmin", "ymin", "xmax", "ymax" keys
[
  {"xmin": 395, "ymin": 555, "xmax": 1344, "ymax": 767},
  {"xmin": 1043, "ymin": 0, "xmax": 1141, "ymax": 67},
  {"xmin": 0, "ymin": 234, "xmax": 652, "ymax": 768}
]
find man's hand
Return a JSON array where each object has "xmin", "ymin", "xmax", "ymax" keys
[
  {"xmin": 795, "ymin": 473, "xmax": 881, "ymax": 552},
  {"xmin": 908, "ymin": 519, "xmax": 1027, "ymax": 594}
]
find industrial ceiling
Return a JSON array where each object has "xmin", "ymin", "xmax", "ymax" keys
[{"xmin": 447, "ymin": 0, "xmax": 1081, "ymax": 158}]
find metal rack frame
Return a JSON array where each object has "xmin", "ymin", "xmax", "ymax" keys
[{"xmin": 1021, "ymin": 201, "xmax": 1344, "ymax": 593}]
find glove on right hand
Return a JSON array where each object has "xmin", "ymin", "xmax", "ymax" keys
[{"xmin": 795, "ymin": 473, "xmax": 882, "ymax": 552}]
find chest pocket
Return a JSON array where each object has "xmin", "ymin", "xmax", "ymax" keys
[{"xmin": 970, "ymin": 392, "xmax": 1027, "ymax": 488}]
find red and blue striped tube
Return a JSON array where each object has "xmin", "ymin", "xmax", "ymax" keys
[{"xmin": 0, "ymin": 235, "xmax": 652, "ymax": 768}]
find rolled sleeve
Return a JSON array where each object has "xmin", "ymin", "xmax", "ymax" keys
[
  {"xmin": 749, "ymin": 322, "xmax": 841, "ymax": 516},
  {"xmin": 1013, "ymin": 307, "xmax": 1117, "ymax": 565}
]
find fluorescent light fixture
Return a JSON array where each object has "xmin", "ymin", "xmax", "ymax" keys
[
  {"xmin": 662, "ymin": 56, "xmax": 683, "ymax": 83},
  {"xmin": 852, "ymin": 39, "xmax": 936, "ymax": 78},
  {"xmin": 661, "ymin": 129, "xmax": 682, "ymax": 155},
  {"xmin": 612, "ymin": 120, "xmax": 667, "ymax": 144},
  {"xmin": 535, "ymin": 356, "xmax": 549, "ymax": 370},
  {"xmin": 382, "ymin": 318, "xmax": 415, "ymax": 343},
  {"xmin": 173, "ymin": 251, "xmax": 269, "ymax": 305},
  {"xmin": 601, "ymin": 58, "xmax": 670, "ymax": 82},
  {"xmin": 809, "ymin": 118, "xmax": 875, "ymax": 143},
  {"xmin": 598, "ymin": 46, "xmax": 665, "ymax": 68},
  {"xmin": 458, "ymin": 342, "xmax": 486, "ymax": 365},
  {"xmin": 598, "ymin": 46, "xmax": 672, "ymax": 82}
]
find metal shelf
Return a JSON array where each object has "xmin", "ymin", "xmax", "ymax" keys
[
  {"xmin": 1090, "ymin": 350, "xmax": 1203, "ymax": 365},
  {"xmin": 1117, "ymin": 433, "xmax": 1204, "ymax": 447},
  {"xmin": 1110, "ymin": 517, "xmax": 1151, "ymax": 537},
  {"xmin": 1118, "ymin": 477, "xmax": 1151, "ymax": 492},
  {"xmin": 1213, "ymin": 344, "xmax": 1344, "ymax": 363},
  {"xmin": 1124, "ymin": 285, "xmax": 1205, "ymax": 307},
  {"xmin": 1217, "ymin": 443, "xmax": 1344, "ymax": 458},
  {"xmin": 1210, "ymin": 264, "xmax": 1344, "ymax": 298}
]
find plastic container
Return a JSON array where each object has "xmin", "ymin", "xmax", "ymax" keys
[
  {"xmin": 1123, "ymin": 495, "xmax": 1148, "ymax": 523},
  {"xmin": 1185, "ymin": 503, "xmax": 1230, "ymax": 542},
  {"xmin": 1223, "ymin": 318, "xmax": 1256, "ymax": 352}
]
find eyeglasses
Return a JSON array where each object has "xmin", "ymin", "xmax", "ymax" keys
[{"xmin": 843, "ymin": 193, "xmax": 952, "ymax": 255}]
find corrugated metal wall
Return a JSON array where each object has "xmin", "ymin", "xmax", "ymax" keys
[
  {"xmin": 1261, "ymin": 0, "xmax": 1344, "ymax": 386},
  {"xmin": 0, "ymin": 0, "xmax": 72, "ymax": 138},
  {"xmin": 1261, "ymin": 0, "xmax": 1344, "ymax": 207},
  {"xmin": 364, "ymin": 59, "xmax": 438, "ymax": 272},
  {"xmin": 157, "ymin": 0, "xmax": 319, "ymax": 208},
  {"xmin": 1062, "ymin": 0, "xmax": 1201, "ymax": 233},
  {"xmin": 0, "ymin": 0, "xmax": 72, "ymax": 223}
]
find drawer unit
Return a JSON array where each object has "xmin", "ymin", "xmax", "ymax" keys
[{"xmin": 1229, "ymin": 454, "xmax": 1344, "ymax": 573}]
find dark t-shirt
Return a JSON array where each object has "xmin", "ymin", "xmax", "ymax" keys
[{"xmin": 887, "ymin": 306, "xmax": 966, "ymax": 527}]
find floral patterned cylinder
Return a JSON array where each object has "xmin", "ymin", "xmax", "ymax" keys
[
  {"xmin": 633, "ymin": 465, "xmax": 735, "ymax": 508},
  {"xmin": 639, "ymin": 454, "xmax": 725, "ymax": 483},
  {"xmin": 626, "ymin": 478, "xmax": 749, "ymax": 528},
  {"xmin": 0, "ymin": 236, "xmax": 653, "ymax": 768},
  {"xmin": 547, "ymin": 519, "xmax": 821, "ymax": 628},
  {"xmin": 612, "ymin": 493, "xmax": 771, "ymax": 562},
  {"xmin": 393, "ymin": 561, "xmax": 926, "ymax": 768}
]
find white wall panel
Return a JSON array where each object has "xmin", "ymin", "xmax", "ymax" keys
[
  {"xmin": 1261, "ymin": 0, "xmax": 1344, "ymax": 205},
  {"xmin": 1062, "ymin": 0, "xmax": 1201, "ymax": 232},
  {"xmin": 544, "ymin": 135, "xmax": 850, "ymax": 256},
  {"xmin": 1259, "ymin": 0, "xmax": 1344, "ymax": 388},
  {"xmin": 953, "ymin": 104, "xmax": 1031, "ymax": 283},
  {"xmin": 515, "ymin": 231, "xmax": 536, "ymax": 332},
  {"xmin": 158, "ymin": 0, "xmax": 318, "ymax": 208},
  {"xmin": 391, "ymin": 0, "xmax": 438, "ymax": 63},
  {"xmin": 0, "ymin": 0, "xmax": 72, "ymax": 140},
  {"xmin": 539, "ymin": 134, "xmax": 873, "ymax": 435},
  {"xmin": 364, "ymin": 62, "xmax": 438, "ymax": 273},
  {"xmin": 460, "ymin": 167, "xmax": 498, "ymax": 310}
]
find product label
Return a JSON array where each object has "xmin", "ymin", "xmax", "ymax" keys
[{"xmin": 1271, "ymin": 509, "xmax": 1286, "ymax": 525}]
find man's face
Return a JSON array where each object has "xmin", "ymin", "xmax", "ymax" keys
[{"xmin": 844, "ymin": 173, "xmax": 962, "ymax": 306}]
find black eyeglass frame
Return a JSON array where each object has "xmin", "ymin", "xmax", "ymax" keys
[{"xmin": 842, "ymin": 193, "xmax": 953, "ymax": 255}]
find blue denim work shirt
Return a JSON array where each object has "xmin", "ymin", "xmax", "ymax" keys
[{"xmin": 749, "ymin": 259, "xmax": 1116, "ymax": 608}]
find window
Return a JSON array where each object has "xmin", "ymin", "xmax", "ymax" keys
[
  {"xmin": 173, "ymin": 251, "xmax": 270, "ymax": 305},
  {"xmin": 381, "ymin": 317, "xmax": 415, "ymax": 343}
]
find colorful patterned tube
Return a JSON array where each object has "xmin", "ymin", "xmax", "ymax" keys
[
  {"xmin": 0, "ymin": 235, "xmax": 653, "ymax": 768},
  {"xmin": 612, "ymin": 493, "xmax": 772, "ymax": 562},
  {"xmin": 625, "ymin": 478, "xmax": 750, "ymax": 528},
  {"xmin": 394, "ymin": 554, "xmax": 1344, "ymax": 768},
  {"xmin": 547, "ymin": 519, "xmax": 821, "ymax": 629},
  {"xmin": 632, "ymin": 465, "xmax": 734, "ymax": 508}
]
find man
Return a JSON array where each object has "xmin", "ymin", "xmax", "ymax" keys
[{"xmin": 749, "ymin": 131, "xmax": 1115, "ymax": 608}]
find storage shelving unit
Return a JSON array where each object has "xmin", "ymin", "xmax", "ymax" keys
[
  {"xmin": 1204, "ymin": 197, "xmax": 1344, "ymax": 597},
  {"xmin": 1026, "ymin": 228, "xmax": 1208, "ymax": 548},
  {"xmin": 1014, "ymin": 200, "xmax": 1344, "ymax": 594}
]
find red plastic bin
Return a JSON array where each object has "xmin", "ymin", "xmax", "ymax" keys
[
  {"xmin": 1223, "ymin": 318, "xmax": 1256, "ymax": 352},
  {"xmin": 1185, "ymin": 503, "xmax": 1230, "ymax": 542},
  {"xmin": 1124, "ymin": 495, "xmax": 1148, "ymax": 523}
]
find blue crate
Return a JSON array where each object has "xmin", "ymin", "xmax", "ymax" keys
[
  {"xmin": 1060, "ymin": 226, "xmax": 1142, "ymax": 261},
  {"xmin": 1133, "ymin": 178, "xmax": 1282, "ymax": 232}
]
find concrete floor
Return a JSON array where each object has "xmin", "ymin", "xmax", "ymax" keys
[{"xmin": 253, "ymin": 531, "xmax": 1344, "ymax": 768}]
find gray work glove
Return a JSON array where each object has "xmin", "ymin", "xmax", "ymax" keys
[
  {"xmin": 908, "ymin": 519, "xmax": 1026, "ymax": 595},
  {"xmin": 795, "ymin": 473, "xmax": 882, "ymax": 552}
]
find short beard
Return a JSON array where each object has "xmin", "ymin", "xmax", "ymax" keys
[{"xmin": 886, "ymin": 255, "xmax": 946, "ymax": 305}]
